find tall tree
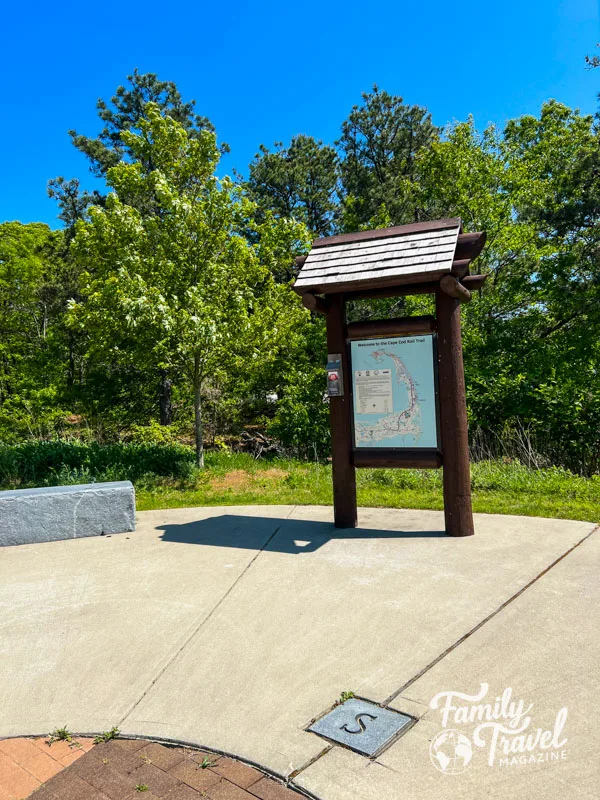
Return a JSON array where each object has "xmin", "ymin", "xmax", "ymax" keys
[
  {"xmin": 246, "ymin": 135, "xmax": 338, "ymax": 238},
  {"xmin": 50, "ymin": 70, "xmax": 224, "ymax": 422},
  {"xmin": 71, "ymin": 103, "xmax": 309, "ymax": 467},
  {"xmin": 337, "ymin": 85, "xmax": 439, "ymax": 227},
  {"xmin": 49, "ymin": 69, "xmax": 222, "ymax": 224},
  {"xmin": 70, "ymin": 68, "xmax": 222, "ymax": 178},
  {"xmin": 47, "ymin": 177, "xmax": 103, "ymax": 232},
  {"xmin": 417, "ymin": 104, "xmax": 600, "ymax": 473}
]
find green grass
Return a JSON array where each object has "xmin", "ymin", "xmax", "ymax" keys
[
  {"xmin": 1, "ymin": 441, "xmax": 596, "ymax": 521},
  {"xmin": 135, "ymin": 452, "xmax": 600, "ymax": 522}
]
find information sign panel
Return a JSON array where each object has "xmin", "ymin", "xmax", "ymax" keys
[{"xmin": 351, "ymin": 335, "xmax": 439, "ymax": 449}]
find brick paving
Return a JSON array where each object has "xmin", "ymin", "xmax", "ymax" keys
[
  {"xmin": 0, "ymin": 737, "xmax": 95, "ymax": 799},
  {"xmin": 0, "ymin": 738, "xmax": 304, "ymax": 800}
]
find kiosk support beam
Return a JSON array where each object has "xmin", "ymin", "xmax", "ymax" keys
[
  {"xmin": 435, "ymin": 288, "xmax": 475, "ymax": 537},
  {"xmin": 326, "ymin": 294, "xmax": 358, "ymax": 528}
]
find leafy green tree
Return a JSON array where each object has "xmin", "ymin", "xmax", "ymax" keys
[
  {"xmin": 246, "ymin": 135, "xmax": 338, "ymax": 238},
  {"xmin": 266, "ymin": 316, "xmax": 330, "ymax": 457},
  {"xmin": 337, "ymin": 85, "xmax": 439, "ymax": 227},
  {"xmin": 71, "ymin": 103, "xmax": 309, "ymax": 466},
  {"xmin": 502, "ymin": 101, "xmax": 600, "ymax": 471},
  {"xmin": 0, "ymin": 222, "xmax": 75, "ymax": 439},
  {"xmin": 0, "ymin": 222, "xmax": 51, "ymax": 401},
  {"xmin": 50, "ymin": 71, "xmax": 227, "ymax": 422},
  {"xmin": 417, "ymin": 104, "xmax": 600, "ymax": 473}
]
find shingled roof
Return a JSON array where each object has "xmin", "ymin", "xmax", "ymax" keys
[{"xmin": 294, "ymin": 218, "xmax": 465, "ymax": 295}]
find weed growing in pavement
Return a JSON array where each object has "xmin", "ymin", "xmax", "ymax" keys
[
  {"xmin": 199, "ymin": 756, "xmax": 219, "ymax": 769},
  {"xmin": 94, "ymin": 727, "xmax": 120, "ymax": 744},
  {"xmin": 47, "ymin": 726, "xmax": 77, "ymax": 747}
]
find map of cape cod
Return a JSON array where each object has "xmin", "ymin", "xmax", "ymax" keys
[{"xmin": 351, "ymin": 336, "xmax": 438, "ymax": 448}]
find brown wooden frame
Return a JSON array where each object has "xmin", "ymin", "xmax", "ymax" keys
[
  {"xmin": 295, "ymin": 221, "xmax": 486, "ymax": 537},
  {"xmin": 325, "ymin": 294, "xmax": 357, "ymax": 528}
]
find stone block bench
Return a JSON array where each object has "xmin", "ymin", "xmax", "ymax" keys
[{"xmin": 0, "ymin": 481, "xmax": 135, "ymax": 546}]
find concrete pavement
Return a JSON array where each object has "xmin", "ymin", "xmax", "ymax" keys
[{"xmin": 0, "ymin": 505, "xmax": 597, "ymax": 798}]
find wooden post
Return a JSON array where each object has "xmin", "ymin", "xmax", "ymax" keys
[
  {"xmin": 326, "ymin": 294, "xmax": 357, "ymax": 528},
  {"xmin": 440, "ymin": 275, "xmax": 471, "ymax": 304},
  {"xmin": 301, "ymin": 293, "xmax": 330, "ymax": 315},
  {"xmin": 435, "ymin": 288, "xmax": 474, "ymax": 536}
]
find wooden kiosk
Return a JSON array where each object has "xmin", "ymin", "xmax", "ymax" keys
[{"xmin": 293, "ymin": 218, "xmax": 486, "ymax": 537}]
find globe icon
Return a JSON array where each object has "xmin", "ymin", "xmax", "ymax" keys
[{"xmin": 429, "ymin": 729, "xmax": 473, "ymax": 774}]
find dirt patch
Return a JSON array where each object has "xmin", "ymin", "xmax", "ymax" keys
[
  {"xmin": 259, "ymin": 468, "xmax": 289, "ymax": 480},
  {"xmin": 209, "ymin": 468, "xmax": 289, "ymax": 492},
  {"xmin": 209, "ymin": 470, "xmax": 253, "ymax": 491}
]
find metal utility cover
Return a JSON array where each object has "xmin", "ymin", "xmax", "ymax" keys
[{"xmin": 308, "ymin": 698, "xmax": 413, "ymax": 757}]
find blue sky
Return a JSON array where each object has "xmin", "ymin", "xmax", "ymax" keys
[{"xmin": 1, "ymin": 0, "xmax": 598, "ymax": 228}]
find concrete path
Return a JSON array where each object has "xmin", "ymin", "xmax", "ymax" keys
[{"xmin": 0, "ymin": 506, "xmax": 597, "ymax": 798}]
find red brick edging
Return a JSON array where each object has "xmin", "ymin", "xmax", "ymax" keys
[{"xmin": 0, "ymin": 737, "xmax": 306, "ymax": 800}]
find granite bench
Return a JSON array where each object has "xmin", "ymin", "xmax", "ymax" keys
[{"xmin": 0, "ymin": 481, "xmax": 136, "ymax": 546}]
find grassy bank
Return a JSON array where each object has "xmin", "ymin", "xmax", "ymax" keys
[
  {"xmin": 136, "ymin": 452, "xmax": 599, "ymax": 522},
  {"xmin": 0, "ymin": 443, "xmax": 598, "ymax": 522}
]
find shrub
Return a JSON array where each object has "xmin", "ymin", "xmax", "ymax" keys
[
  {"xmin": 0, "ymin": 440, "xmax": 196, "ymax": 488},
  {"xmin": 267, "ymin": 370, "xmax": 330, "ymax": 458}
]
